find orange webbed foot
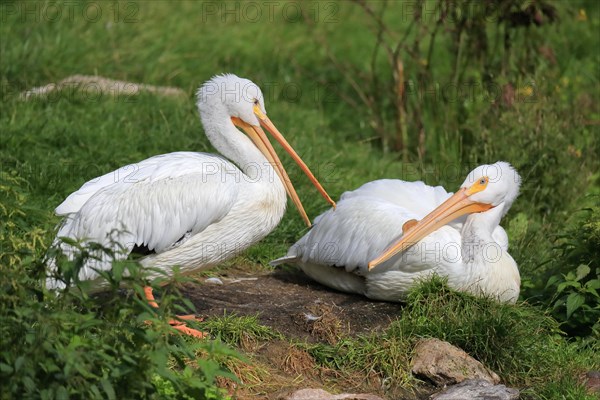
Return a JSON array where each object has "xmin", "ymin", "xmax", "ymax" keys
[
  {"xmin": 169, "ymin": 321, "xmax": 208, "ymax": 338},
  {"xmin": 144, "ymin": 286, "xmax": 208, "ymax": 339}
]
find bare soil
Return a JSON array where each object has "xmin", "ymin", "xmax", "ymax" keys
[
  {"xmin": 180, "ymin": 267, "xmax": 433, "ymax": 399},
  {"xmin": 183, "ymin": 268, "xmax": 404, "ymax": 342}
]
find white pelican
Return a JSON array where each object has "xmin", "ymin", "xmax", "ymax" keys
[
  {"xmin": 47, "ymin": 74, "xmax": 336, "ymax": 336},
  {"xmin": 271, "ymin": 162, "xmax": 521, "ymax": 303}
]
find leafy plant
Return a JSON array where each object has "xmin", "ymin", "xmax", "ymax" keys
[
  {"xmin": 545, "ymin": 204, "xmax": 600, "ymax": 338},
  {"xmin": 0, "ymin": 171, "xmax": 50, "ymax": 269},
  {"xmin": 0, "ymin": 174, "xmax": 238, "ymax": 399}
]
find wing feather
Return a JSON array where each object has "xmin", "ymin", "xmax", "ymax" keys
[
  {"xmin": 52, "ymin": 152, "xmax": 241, "ymax": 278},
  {"xmin": 338, "ymin": 179, "xmax": 451, "ymax": 212},
  {"xmin": 276, "ymin": 179, "xmax": 469, "ymax": 274}
]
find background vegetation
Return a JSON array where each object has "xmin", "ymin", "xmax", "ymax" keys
[{"xmin": 1, "ymin": 0, "xmax": 598, "ymax": 398}]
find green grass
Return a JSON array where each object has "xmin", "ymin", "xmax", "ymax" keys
[
  {"xmin": 200, "ymin": 314, "xmax": 282, "ymax": 349},
  {"xmin": 306, "ymin": 277, "xmax": 599, "ymax": 399},
  {"xmin": 1, "ymin": 0, "xmax": 599, "ymax": 398}
]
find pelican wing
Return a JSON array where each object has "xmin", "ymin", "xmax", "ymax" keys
[
  {"xmin": 53, "ymin": 152, "xmax": 241, "ymax": 268},
  {"xmin": 337, "ymin": 179, "xmax": 452, "ymax": 214},
  {"xmin": 294, "ymin": 198, "xmax": 417, "ymax": 268},
  {"xmin": 274, "ymin": 180, "xmax": 459, "ymax": 273}
]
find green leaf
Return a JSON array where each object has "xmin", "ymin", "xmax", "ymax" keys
[
  {"xmin": 575, "ymin": 264, "xmax": 591, "ymax": 281},
  {"xmin": 181, "ymin": 297, "xmax": 197, "ymax": 313},
  {"xmin": 566, "ymin": 293, "xmax": 585, "ymax": 319},
  {"xmin": 56, "ymin": 386, "xmax": 69, "ymax": 400},
  {"xmin": 565, "ymin": 271, "xmax": 576, "ymax": 281},
  {"xmin": 14, "ymin": 356, "xmax": 24, "ymax": 372},
  {"xmin": 100, "ymin": 379, "xmax": 116, "ymax": 400},
  {"xmin": 112, "ymin": 262, "xmax": 126, "ymax": 282},
  {"xmin": 58, "ymin": 236, "xmax": 80, "ymax": 247},
  {"xmin": 585, "ymin": 279, "xmax": 600, "ymax": 290},
  {"xmin": 585, "ymin": 286, "xmax": 600, "ymax": 298},
  {"xmin": 89, "ymin": 384, "xmax": 102, "ymax": 398},
  {"xmin": 0, "ymin": 363, "xmax": 13, "ymax": 374},
  {"xmin": 546, "ymin": 275, "xmax": 560, "ymax": 289},
  {"xmin": 557, "ymin": 281, "xmax": 580, "ymax": 293}
]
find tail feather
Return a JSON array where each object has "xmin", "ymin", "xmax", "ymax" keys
[{"xmin": 269, "ymin": 255, "xmax": 299, "ymax": 267}]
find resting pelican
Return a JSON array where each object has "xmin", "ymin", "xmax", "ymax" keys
[
  {"xmin": 272, "ymin": 162, "xmax": 521, "ymax": 303},
  {"xmin": 47, "ymin": 74, "xmax": 336, "ymax": 336}
]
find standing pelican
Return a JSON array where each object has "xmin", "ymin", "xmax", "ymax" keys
[
  {"xmin": 47, "ymin": 74, "xmax": 336, "ymax": 336},
  {"xmin": 272, "ymin": 162, "xmax": 521, "ymax": 303}
]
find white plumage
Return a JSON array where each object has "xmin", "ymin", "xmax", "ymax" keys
[
  {"xmin": 272, "ymin": 162, "xmax": 521, "ymax": 303},
  {"xmin": 47, "ymin": 74, "xmax": 334, "ymax": 290}
]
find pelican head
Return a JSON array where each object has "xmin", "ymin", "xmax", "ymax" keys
[
  {"xmin": 197, "ymin": 74, "xmax": 336, "ymax": 226},
  {"xmin": 461, "ymin": 161, "xmax": 521, "ymax": 216},
  {"xmin": 369, "ymin": 161, "xmax": 521, "ymax": 269},
  {"xmin": 198, "ymin": 73, "xmax": 266, "ymax": 126}
]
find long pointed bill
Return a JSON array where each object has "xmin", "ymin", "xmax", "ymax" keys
[
  {"xmin": 257, "ymin": 112, "xmax": 336, "ymax": 210},
  {"xmin": 367, "ymin": 188, "xmax": 493, "ymax": 270},
  {"xmin": 231, "ymin": 113, "xmax": 334, "ymax": 227}
]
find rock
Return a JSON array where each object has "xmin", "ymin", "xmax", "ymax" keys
[
  {"xmin": 585, "ymin": 370, "xmax": 600, "ymax": 393},
  {"xmin": 431, "ymin": 379, "xmax": 519, "ymax": 400},
  {"xmin": 285, "ymin": 388, "xmax": 384, "ymax": 400},
  {"xmin": 19, "ymin": 75, "xmax": 187, "ymax": 101},
  {"xmin": 411, "ymin": 338, "xmax": 500, "ymax": 386},
  {"xmin": 205, "ymin": 277, "xmax": 223, "ymax": 285}
]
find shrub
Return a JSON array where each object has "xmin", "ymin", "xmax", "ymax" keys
[
  {"xmin": 0, "ymin": 172, "xmax": 236, "ymax": 399},
  {"xmin": 544, "ymin": 202, "xmax": 600, "ymax": 339}
]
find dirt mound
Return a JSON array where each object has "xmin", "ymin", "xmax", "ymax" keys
[{"xmin": 183, "ymin": 268, "xmax": 404, "ymax": 341}]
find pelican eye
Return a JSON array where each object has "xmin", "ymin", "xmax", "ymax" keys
[
  {"xmin": 253, "ymin": 99, "xmax": 259, "ymax": 105},
  {"xmin": 466, "ymin": 176, "xmax": 489, "ymax": 195}
]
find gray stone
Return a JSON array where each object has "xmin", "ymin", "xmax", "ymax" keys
[
  {"xmin": 411, "ymin": 338, "xmax": 500, "ymax": 386},
  {"xmin": 585, "ymin": 370, "xmax": 600, "ymax": 393},
  {"xmin": 431, "ymin": 379, "xmax": 519, "ymax": 400},
  {"xmin": 285, "ymin": 388, "xmax": 384, "ymax": 400}
]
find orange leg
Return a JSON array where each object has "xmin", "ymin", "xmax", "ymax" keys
[
  {"xmin": 144, "ymin": 286, "xmax": 159, "ymax": 308},
  {"xmin": 143, "ymin": 286, "xmax": 207, "ymax": 339}
]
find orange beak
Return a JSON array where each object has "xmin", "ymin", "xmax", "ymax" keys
[
  {"xmin": 231, "ymin": 106, "xmax": 336, "ymax": 227},
  {"xmin": 368, "ymin": 188, "xmax": 493, "ymax": 269}
]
